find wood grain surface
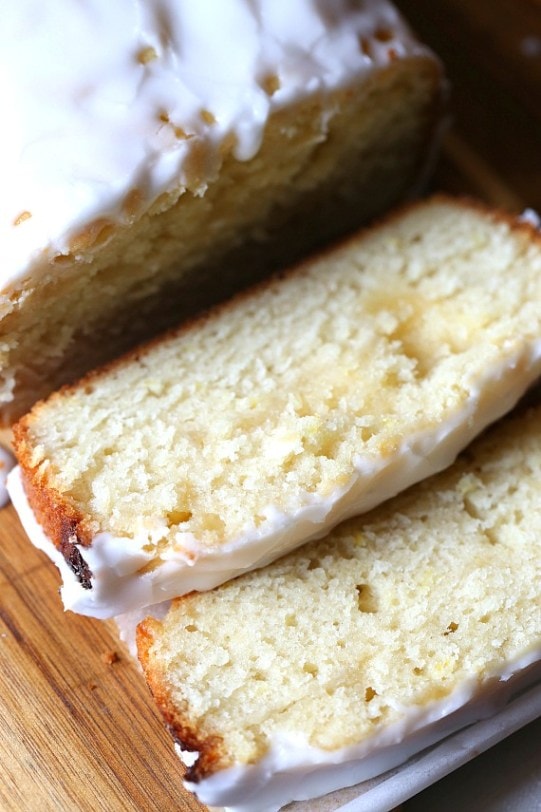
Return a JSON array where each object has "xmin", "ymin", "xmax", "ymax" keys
[
  {"xmin": 0, "ymin": 502, "xmax": 204, "ymax": 812},
  {"xmin": 1, "ymin": 2, "xmax": 540, "ymax": 811}
]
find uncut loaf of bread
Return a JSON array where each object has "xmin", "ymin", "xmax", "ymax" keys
[
  {"xmin": 137, "ymin": 403, "xmax": 541, "ymax": 812},
  {"xmin": 0, "ymin": 0, "xmax": 443, "ymax": 423},
  {"xmin": 9, "ymin": 197, "xmax": 541, "ymax": 618}
]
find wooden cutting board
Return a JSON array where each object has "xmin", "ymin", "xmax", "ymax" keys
[
  {"xmin": 1, "ymin": 3, "xmax": 540, "ymax": 810},
  {"xmin": 0, "ymin": 499, "xmax": 204, "ymax": 812}
]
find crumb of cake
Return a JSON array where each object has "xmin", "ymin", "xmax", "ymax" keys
[
  {"xmin": 13, "ymin": 211, "xmax": 32, "ymax": 226},
  {"xmin": 261, "ymin": 73, "xmax": 281, "ymax": 96},
  {"xmin": 444, "ymin": 622, "xmax": 459, "ymax": 636},
  {"xmin": 174, "ymin": 126, "xmax": 191, "ymax": 140},
  {"xmin": 157, "ymin": 110, "xmax": 192, "ymax": 141},
  {"xmin": 137, "ymin": 46, "xmax": 157, "ymax": 65},
  {"xmin": 365, "ymin": 687, "xmax": 378, "ymax": 702},
  {"xmin": 200, "ymin": 109, "xmax": 217, "ymax": 126},
  {"xmin": 101, "ymin": 650, "xmax": 119, "ymax": 665}
]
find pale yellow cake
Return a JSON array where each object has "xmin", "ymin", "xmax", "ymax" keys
[
  {"xmin": 0, "ymin": 0, "xmax": 443, "ymax": 422},
  {"xmin": 137, "ymin": 402, "xmax": 541, "ymax": 811},
  {"xmin": 10, "ymin": 197, "xmax": 541, "ymax": 620}
]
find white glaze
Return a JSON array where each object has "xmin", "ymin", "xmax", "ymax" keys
[
  {"xmin": 8, "ymin": 339, "xmax": 541, "ymax": 618},
  {"xmin": 0, "ymin": 445, "xmax": 15, "ymax": 508},
  {"xmin": 519, "ymin": 208, "xmax": 541, "ymax": 229},
  {"xmin": 0, "ymin": 0, "xmax": 423, "ymax": 290},
  {"xmin": 183, "ymin": 652, "xmax": 541, "ymax": 812}
]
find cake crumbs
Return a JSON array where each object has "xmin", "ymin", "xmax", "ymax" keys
[
  {"xmin": 444, "ymin": 622, "xmax": 459, "ymax": 636},
  {"xmin": 137, "ymin": 46, "xmax": 158, "ymax": 65},
  {"xmin": 200, "ymin": 108, "xmax": 217, "ymax": 125},
  {"xmin": 13, "ymin": 210, "xmax": 32, "ymax": 226},
  {"xmin": 101, "ymin": 650, "xmax": 119, "ymax": 665}
]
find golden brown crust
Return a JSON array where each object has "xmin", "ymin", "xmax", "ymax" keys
[
  {"xmin": 137, "ymin": 618, "xmax": 229, "ymax": 782},
  {"xmin": 12, "ymin": 420, "xmax": 95, "ymax": 587}
]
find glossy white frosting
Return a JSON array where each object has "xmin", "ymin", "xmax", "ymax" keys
[
  {"xmin": 0, "ymin": 0, "xmax": 423, "ymax": 289},
  {"xmin": 183, "ymin": 651, "xmax": 541, "ymax": 812},
  {"xmin": 0, "ymin": 445, "xmax": 15, "ymax": 508},
  {"xmin": 8, "ymin": 339, "xmax": 541, "ymax": 618}
]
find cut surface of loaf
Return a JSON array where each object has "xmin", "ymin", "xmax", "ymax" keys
[
  {"xmin": 137, "ymin": 403, "xmax": 541, "ymax": 812},
  {"xmin": 0, "ymin": 0, "xmax": 443, "ymax": 422},
  {"xmin": 10, "ymin": 197, "xmax": 541, "ymax": 618}
]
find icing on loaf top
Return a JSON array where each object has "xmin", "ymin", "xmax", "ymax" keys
[{"xmin": 0, "ymin": 0, "xmax": 425, "ymax": 286}]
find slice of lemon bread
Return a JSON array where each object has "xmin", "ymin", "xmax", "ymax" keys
[
  {"xmin": 0, "ymin": 0, "xmax": 443, "ymax": 422},
  {"xmin": 10, "ymin": 196, "xmax": 541, "ymax": 618},
  {"xmin": 137, "ymin": 403, "xmax": 541, "ymax": 812}
]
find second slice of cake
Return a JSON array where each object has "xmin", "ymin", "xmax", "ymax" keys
[
  {"xmin": 137, "ymin": 401, "xmax": 541, "ymax": 812},
  {"xmin": 9, "ymin": 196, "xmax": 541, "ymax": 617}
]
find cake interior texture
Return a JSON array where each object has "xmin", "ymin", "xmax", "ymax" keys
[
  {"xmin": 0, "ymin": 55, "xmax": 441, "ymax": 423},
  {"xmin": 13, "ymin": 199, "xmax": 541, "ymax": 568},
  {"xmin": 137, "ymin": 402, "xmax": 541, "ymax": 782}
]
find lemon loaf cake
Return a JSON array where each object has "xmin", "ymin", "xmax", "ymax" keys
[
  {"xmin": 9, "ymin": 197, "xmax": 541, "ymax": 618},
  {"xmin": 137, "ymin": 403, "xmax": 541, "ymax": 812},
  {"xmin": 0, "ymin": 0, "xmax": 443, "ymax": 423}
]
